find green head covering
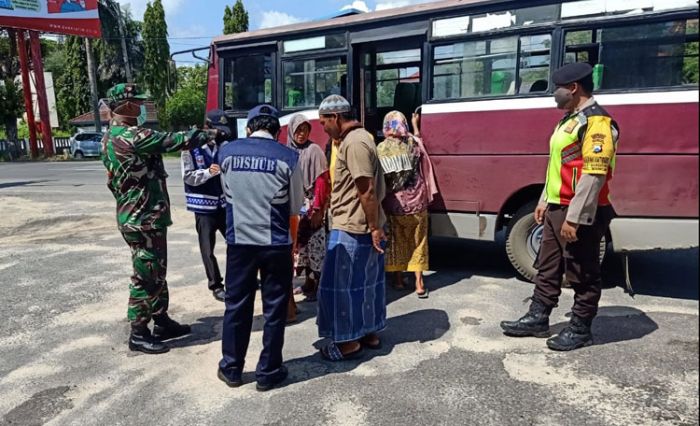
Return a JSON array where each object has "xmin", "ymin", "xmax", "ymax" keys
[
  {"xmin": 107, "ymin": 83, "xmax": 148, "ymax": 106},
  {"xmin": 107, "ymin": 83, "xmax": 149, "ymax": 126}
]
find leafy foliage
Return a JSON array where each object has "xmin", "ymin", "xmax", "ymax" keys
[
  {"xmin": 160, "ymin": 65, "xmax": 207, "ymax": 130},
  {"xmin": 56, "ymin": 36, "xmax": 90, "ymax": 130},
  {"xmin": 94, "ymin": 0, "xmax": 145, "ymax": 94},
  {"xmin": 142, "ymin": 0, "xmax": 171, "ymax": 108},
  {"xmin": 223, "ymin": 1, "xmax": 249, "ymax": 35}
]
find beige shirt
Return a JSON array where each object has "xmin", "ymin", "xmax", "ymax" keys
[{"xmin": 330, "ymin": 127, "xmax": 386, "ymax": 234}]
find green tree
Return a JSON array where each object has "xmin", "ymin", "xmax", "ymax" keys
[
  {"xmin": 142, "ymin": 0, "xmax": 171, "ymax": 107},
  {"xmin": 0, "ymin": 78, "xmax": 23, "ymax": 143},
  {"xmin": 223, "ymin": 0, "xmax": 249, "ymax": 35},
  {"xmin": 0, "ymin": 29, "xmax": 22, "ymax": 143},
  {"xmin": 160, "ymin": 65, "xmax": 207, "ymax": 130},
  {"xmin": 56, "ymin": 36, "xmax": 90, "ymax": 129},
  {"xmin": 94, "ymin": 0, "xmax": 145, "ymax": 94}
]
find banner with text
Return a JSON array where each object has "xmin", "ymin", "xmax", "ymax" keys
[{"xmin": 0, "ymin": 0, "xmax": 101, "ymax": 37}]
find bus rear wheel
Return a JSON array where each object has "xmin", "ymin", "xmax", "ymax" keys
[{"xmin": 505, "ymin": 202, "xmax": 607, "ymax": 282}]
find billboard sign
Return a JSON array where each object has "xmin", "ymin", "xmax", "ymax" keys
[{"xmin": 0, "ymin": 0, "xmax": 101, "ymax": 37}]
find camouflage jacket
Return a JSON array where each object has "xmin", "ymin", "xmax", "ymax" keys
[{"xmin": 102, "ymin": 125, "xmax": 208, "ymax": 232}]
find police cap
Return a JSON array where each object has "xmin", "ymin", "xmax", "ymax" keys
[
  {"xmin": 552, "ymin": 62, "xmax": 593, "ymax": 86},
  {"xmin": 206, "ymin": 109, "xmax": 233, "ymax": 138}
]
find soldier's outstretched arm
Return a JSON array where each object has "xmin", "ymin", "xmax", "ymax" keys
[{"xmin": 132, "ymin": 128, "xmax": 211, "ymax": 155}]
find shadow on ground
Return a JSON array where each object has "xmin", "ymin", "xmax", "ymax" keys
[
  {"xmin": 0, "ymin": 179, "xmax": 52, "ymax": 189},
  {"xmin": 282, "ymin": 308, "xmax": 450, "ymax": 387},
  {"xmin": 387, "ymin": 235, "xmax": 515, "ymax": 305},
  {"xmin": 548, "ymin": 306, "xmax": 659, "ymax": 346},
  {"xmin": 601, "ymin": 249, "xmax": 699, "ymax": 300}
]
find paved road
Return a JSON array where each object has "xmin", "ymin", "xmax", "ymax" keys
[{"xmin": 0, "ymin": 160, "xmax": 698, "ymax": 426}]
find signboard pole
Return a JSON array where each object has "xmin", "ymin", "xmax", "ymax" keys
[
  {"xmin": 29, "ymin": 30, "xmax": 54, "ymax": 157},
  {"xmin": 16, "ymin": 29, "xmax": 39, "ymax": 159},
  {"xmin": 85, "ymin": 38, "xmax": 101, "ymax": 132}
]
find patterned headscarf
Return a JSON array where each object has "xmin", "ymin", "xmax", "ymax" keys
[
  {"xmin": 382, "ymin": 110, "xmax": 410, "ymax": 139},
  {"xmin": 377, "ymin": 111, "xmax": 419, "ymax": 192}
]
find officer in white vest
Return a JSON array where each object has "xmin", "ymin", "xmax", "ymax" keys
[{"xmin": 181, "ymin": 109, "xmax": 231, "ymax": 302}]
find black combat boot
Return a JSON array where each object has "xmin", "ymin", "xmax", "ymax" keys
[
  {"xmin": 546, "ymin": 314, "xmax": 593, "ymax": 351},
  {"xmin": 129, "ymin": 327, "xmax": 169, "ymax": 354},
  {"xmin": 500, "ymin": 299, "xmax": 552, "ymax": 337},
  {"xmin": 152, "ymin": 314, "xmax": 192, "ymax": 341}
]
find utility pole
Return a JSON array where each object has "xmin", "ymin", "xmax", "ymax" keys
[
  {"xmin": 114, "ymin": 2, "xmax": 133, "ymax": 83},
  {"xmin": 84, "ymin": 38, "xmax": 101, "ymax": 132},
  {"xmin": 16, "ymin": 30, "xmax": 38, "ymax": 158},
  {"xmin": 29, "ymin": 31, "xmax": 54, "ymax": 156}
]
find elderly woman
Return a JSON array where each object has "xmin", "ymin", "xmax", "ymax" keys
[
  {"xmin": 287, "ymin": 114, "xmax": 331, "ymax": 302},
  {"xmin": 378, "ymin": 110, "xmax": 438, "ymax": 298}
]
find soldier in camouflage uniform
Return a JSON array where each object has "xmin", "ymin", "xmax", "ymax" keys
[{"xmin": 102, "ymin": 83, "xmax": 217, "ymax": 354}]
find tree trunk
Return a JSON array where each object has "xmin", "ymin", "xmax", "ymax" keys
[{"xmin": 5, "ymin": 118, "xmax": 18, "ymax": 142}]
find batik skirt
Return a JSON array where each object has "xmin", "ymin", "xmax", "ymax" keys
[{"xmin": 385, "ymin": 211, "xmax": 429, "ymax": 272}]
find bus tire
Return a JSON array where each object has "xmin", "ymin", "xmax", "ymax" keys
[
  {"xmin": 506, "ymin": 202, "xmax": 540, "ymax": 282},
  {"xmin": 505, "ymin": 202, "xmax": 608, "ymax": 283}
]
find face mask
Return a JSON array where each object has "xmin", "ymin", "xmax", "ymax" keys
[
  {"xmin": 137, "ymin": 104, "xmax": 148, "ymax": 126},
  {"xmin": 553, "ymin": 87, "xmax": 574, "ymax": 110}
]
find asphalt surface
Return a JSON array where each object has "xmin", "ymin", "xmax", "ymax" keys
[{"xmin": 0, "ymin": 159, "xmax": 698, "ymax": 426}]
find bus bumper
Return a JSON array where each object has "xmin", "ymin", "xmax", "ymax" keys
[{"xmin": 609, "ymin": 218, "xmax": 699, "ymax": 252}]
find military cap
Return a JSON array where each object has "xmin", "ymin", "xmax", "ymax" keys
[
  {"xmin": 319, "ymin": 95, "xmax": 351, "ymax": 115},
  {"xmin": 106, "ymin": 83, "xmax": 148, "ymax": 106},
  {"xmin": 247, "ymin": 104, "xmax": 280, "ymax": 123},
  {"xmin": 552, "ymin": 62, "xmax": 593, "ymax": 86},
  {"xmin": 206, "ymin": 109, "xmax": 233, "ymax": 136}
]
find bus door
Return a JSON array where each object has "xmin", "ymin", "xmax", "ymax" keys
[
  {"xmin": 353, "ymin": 38, "xmax": 424, "ymax": 141},
  {"xmin": 218, "ymin": 46, "xmax": 276, "ymax": 139}
]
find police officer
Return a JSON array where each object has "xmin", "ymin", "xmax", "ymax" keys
[
  {"xmin": 216, "ymin": 105, "xmax": 303, "ymax": 391},
  {"xmin": 102, "ymin": 83, "xmax": 217, "ymax": 354},
  {"xmin": 181, "ymin": 109, "xmax": 231, "ymax": 302},
  {"xmin": 501, "ymin": 63, "xmax": 619, "ymax": 351}
]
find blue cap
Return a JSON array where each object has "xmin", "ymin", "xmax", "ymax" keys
[{"xmin": 247, "ymin": 104, "xmax": 280, "ymax": 123}]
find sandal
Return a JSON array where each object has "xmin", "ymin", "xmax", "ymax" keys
[
  {"xmin": 360, "ymin": 334, "xmax": 381, "ymax": 350},
  {"xmin": 320, "ymin": 342, "xmax": 363, "ymax": 362},
  {"xmin": 417, "ymin": 288, "xmax": 430, "ymax": 299}
]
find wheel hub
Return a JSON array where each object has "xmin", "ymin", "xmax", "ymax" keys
[{"xmin": 527, "ymin": 224, "xmax": 544, "ymax": 260}]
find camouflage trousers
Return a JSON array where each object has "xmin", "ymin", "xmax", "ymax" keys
[{"xmin": 121, "ymin": 229, "xmax": 170, "ymax": 329}]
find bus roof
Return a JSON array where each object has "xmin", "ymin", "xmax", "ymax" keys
[{"xmin": 212, "ymin": 0, "xmax": 519, "ymax": 45}]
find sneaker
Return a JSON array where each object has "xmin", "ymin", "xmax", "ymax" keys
[{"xmin": 212, "ymin": 287, "xmax": 226, "ymax": 302}]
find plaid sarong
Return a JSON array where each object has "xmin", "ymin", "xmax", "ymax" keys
[{"xmin": 317, "ymin": 230, "xmax": 387, "ymax": 342}]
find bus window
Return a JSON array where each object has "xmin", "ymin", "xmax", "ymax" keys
[
  {"xmin": 223, "ymin": 53, "xmax": 273, "ymax": 111},
  {"xmin": 376, "ymin": 49, "xmax": 421, "ymax": 108},
  {"xmin": 518, "ymin": 34, "xmax": 552, "ymax": 94},
  {"xmin": 282, "ymin": 57, "xmax": 347, "ymax": 109},
  {"xmin": 564, "ymin": 18, "xmax": 699, "ymax": 90}
]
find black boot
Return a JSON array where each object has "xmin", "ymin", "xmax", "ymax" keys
[
  {"xmin": 500, "ymin": 299, "xmax": 552, "ymax": 337},
  {"xmin": 153, "ymin": 314, "xmax": 192, "ymax": 341},
  {"xmin": 547, "ymin": 314, "xmax": 593, "ymax": 351},
  {"xmin": 129, "ymin": 327, "xmax": 169, "ymax": 354}
]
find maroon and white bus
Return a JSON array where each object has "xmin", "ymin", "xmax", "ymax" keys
[{"xmin": 202, "ymin": 0, "xmax": 699, "ymax": 279}]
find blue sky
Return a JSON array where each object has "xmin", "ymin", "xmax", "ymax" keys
[{"xmin": 116, "ymin": 0, "xmax": 438, "ymax": 65}]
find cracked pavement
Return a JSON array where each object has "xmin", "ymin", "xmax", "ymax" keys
[{"xmin": 0, "ymin": 160, "xmax": 697, "ymax": 426}]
